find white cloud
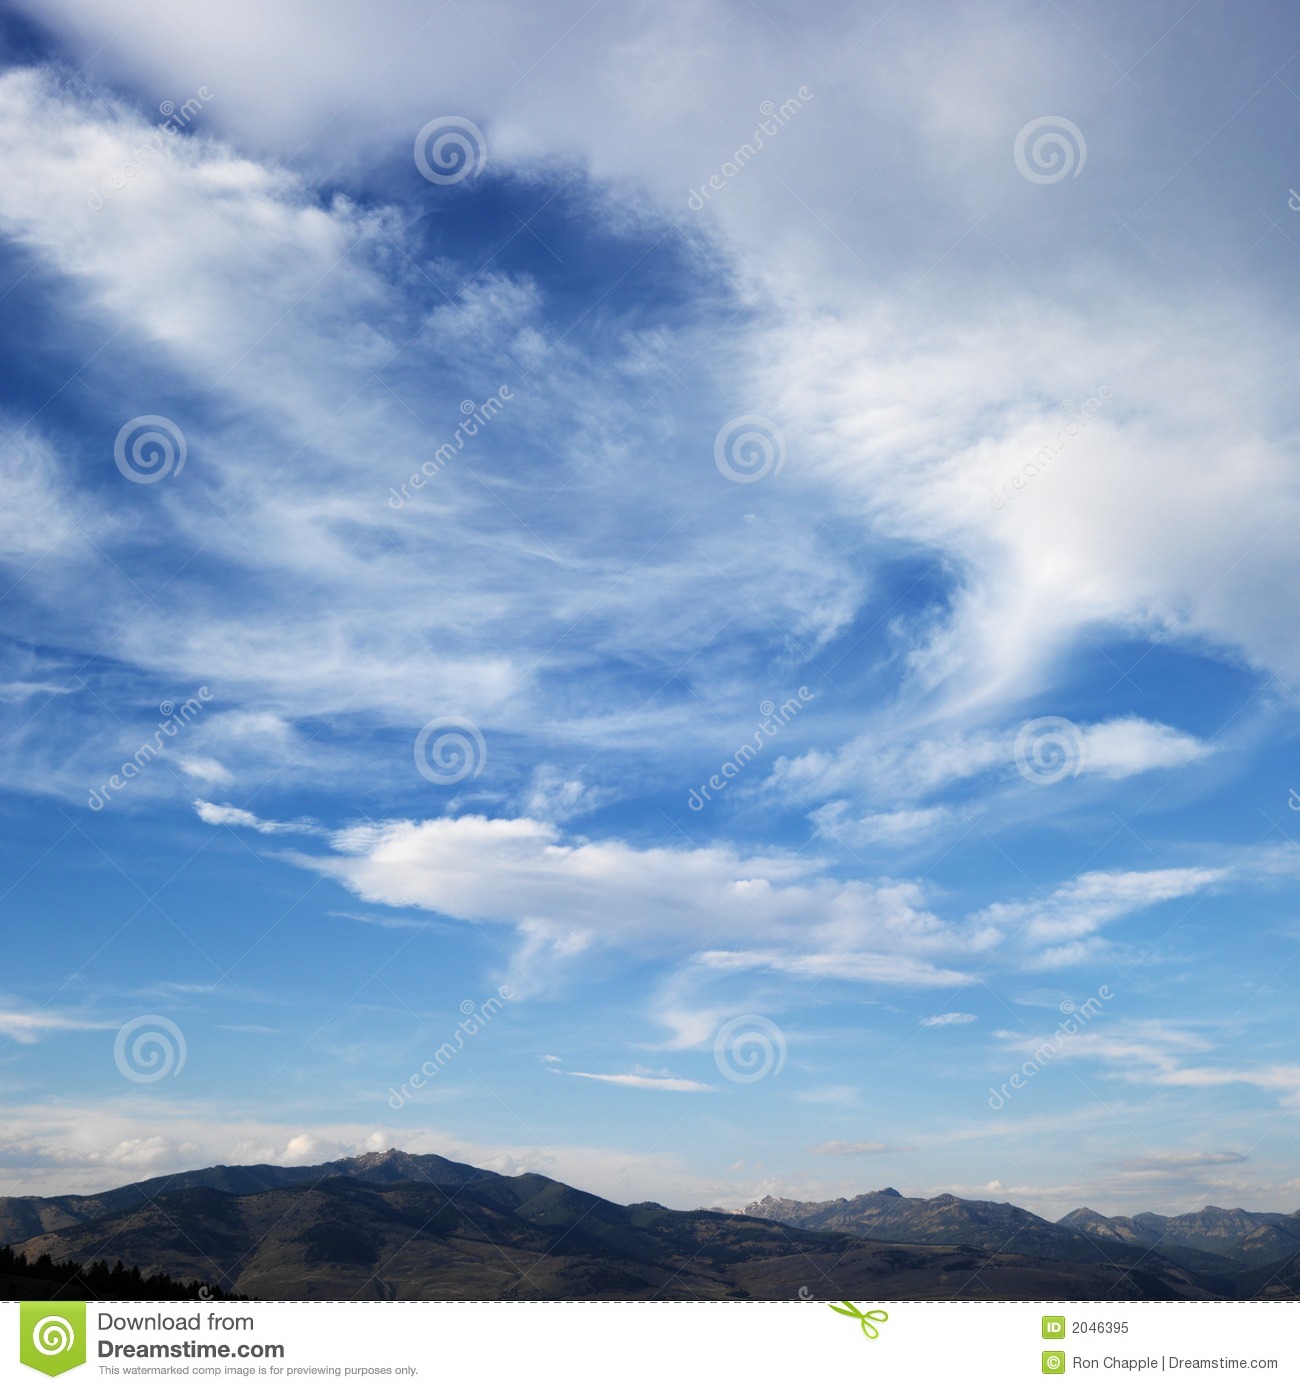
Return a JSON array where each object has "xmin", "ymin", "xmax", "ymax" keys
[
  {"xmin": 1153, "ymin": 1066, "xmax": 1300, "ymax": 1106},
  {"xmin": 1084, "ymin": 718, "xmax": 1212, "ymax": 780},
  {"xmin": 2, "ymin": 0, "xmax": 1298, "ymax": 1234},
  {"xmin": 176, "ymin": 756, "xmax": 234, "ymax": 785},
  {"xmin": 920, "ymin": 1012, "xmax": 977, "ymax": 1027},
  {"xmin": 292, "ymin": 813, "xmax": 997, "ymax": 986},
  {"xmin": 696, "ymin": 948, "xmax": 976, "ymax": 988},
  {"xmin": 997, "ymin": 1020, "xmax": 1300, "ymax": 1110},
  {"xmin": 522, "ymin": 767, "xmax": 611, "ymax": 822},
  {"xmin": 755, "ymin": 299, "xmax": 1300, "ymax": 710},
  {"xmin": 974, "ymin": 867, "xmax": 1225, "ymax": 968},
  {"xmin": 0, "ymin": 4, "xmax": 1293, "ymax": 806},
  {"xmin": 808, "ymin": 1140, "xmax": 915, "ymax": 1155},
  {"xmin": 777, "ymin": 716, "xmax": 1212, "ymax": 812},
  {"xmin": 812, "ymin": 803, "xmax": 956, "ymax": 848},
  {"xmin": 796, "ymin": 1086, "xmax": 861, "ymax": 1107},
  {"xmin": 193, "ymin": 800, "xmax": 319, "ymax": 835},
  {"xmin": 563, "ymin": 1071, "xmax": 717, "ymax": 1093},
  {"xmin": 1118, "ymin": 1151, "xmax": 1246, "ymax": 1173},
  {"xmin": 234, "ymin": 806, "xmax": 1249, "ymax": 987},
  {"xmin": 0, "ymin": 66, "xmax": 861, "ymax": 808},
  {"xmin": 0, "ymin": 1104, "xmax": 735, "ymax": 1208},
  {"xmin": 0, "ymin": 1008, "xmax": 110, "ymax": 1044}
]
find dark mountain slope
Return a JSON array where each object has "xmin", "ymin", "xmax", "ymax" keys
[
  {"xmin": 14, "ymin": 1172, "xmax": 1214, "ymax": 1301},
  {"xmin": 0, "ymin": 1149, "xmax": 491, "ymax": 1244}
]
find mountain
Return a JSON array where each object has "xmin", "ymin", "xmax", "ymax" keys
[
  {"xmin": 0, "ymin": 1149, "xmax": 493, "ymax": 1245},
  {"xmin": 7, "ymin": 1153, "xmax": 1294, "ymax": 1299},
  {"xmin": 1059, "ymin": 1204, "xmax": 1300, "ymax": 1266},
  {"xmin": 740, "ymin": 1188, "xmax": 1300, "ymax": 1281},
  {"xmin": 742, "ymin": 1189, "xmax": 1098, "ymax": 1259},
  {"xmin": 737, "ymin": 1189, "xmax": 1231, "ymax": 1276}
]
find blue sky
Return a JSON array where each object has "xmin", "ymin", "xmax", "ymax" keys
[{"xmin": 1, "ymin": 0, "xmax": 1300, "ymax": 1221}]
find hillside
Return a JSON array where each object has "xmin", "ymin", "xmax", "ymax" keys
[
  {"xmin": 7, "ymin": 1156, "xmax": 1217, "ymax": 1301},
  {"xmin": 1058, "ymin": 1204, "xmax": 1300, "ymax": 1266},
  {"xmin": 7, "ymin": 1152, "xmax": 1293, "ymax": 1300}
]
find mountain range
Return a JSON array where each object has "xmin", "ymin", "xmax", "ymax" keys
[
  {"xmin": 4, "ymin": 1151, "xmax": 1298, "ymax": 1299},
  {"xmin": 740, "ymin": 1190, "xmax": 1300, "ymax": 1276}
]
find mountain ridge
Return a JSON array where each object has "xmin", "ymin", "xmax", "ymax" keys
[
  {"xmin": 741, "ymin": 1188, "xmax": 1300, "ymax": 1271},
  {"xmin": 6, "ymin": 1152, "xmax": 1297, "ymax": 1299}
]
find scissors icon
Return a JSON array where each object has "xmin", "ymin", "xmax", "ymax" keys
[{"xmin": 829, "ymin": 1301, "xmax": 889, "ymax": 1338}]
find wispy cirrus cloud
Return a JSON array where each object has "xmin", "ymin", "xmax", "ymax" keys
[
  {"xmin": 777, "ymin": 716, "xmax": 1211, "ymax": 812},
  {"xmin": 974, "ymin": 867, "xmax": 1226, "ymax": 970},
  {"xmin": 194, "ymin": 800, "xmax": 321, "ymax": 836},
  {"xmin": 4, "ymin": 0, "xmax": 1300, "ymax": 1223},
  {"xmin": 808, "ymin": 1140, "xmax": 916, "ymax": 1155},
  {"xmin": 1117, "ymin": 1151, "xmax": 1246, "ymax": 1174},
  {"xmin": 563, "ymin": 1072, "xmax": 718, "ymax": 1093},
  {"xmin": 0, "ymin": 1007, "xmax": 112, "ymax": 1044}
]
